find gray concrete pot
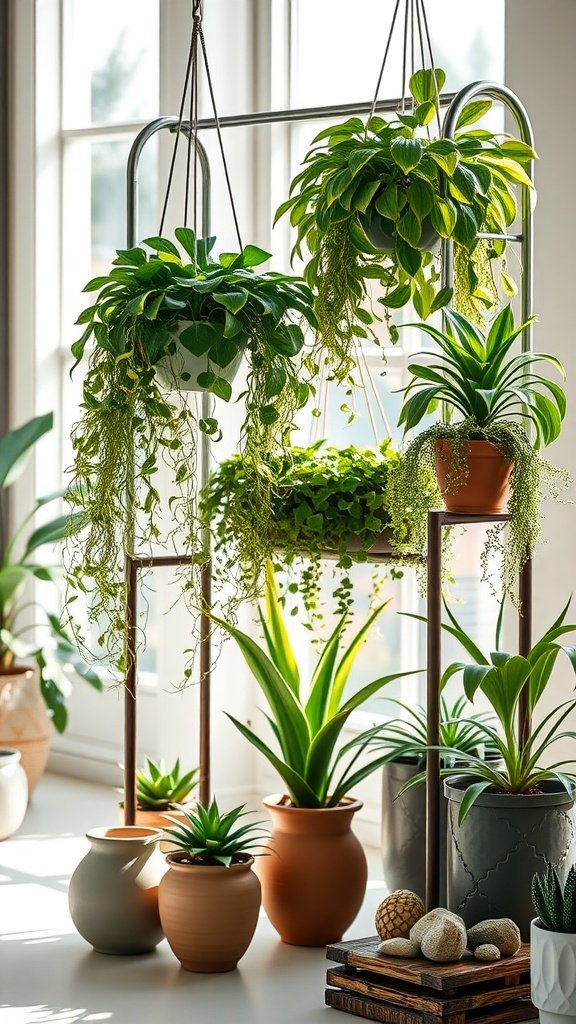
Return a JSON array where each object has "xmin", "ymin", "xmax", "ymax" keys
[
  {"xmin": 445, "ymin": 777, "xmax": 576, "ymax": 940},
  {"xmin": 531, "ymin": 917, "xmax": 576, "ymax": 1024},
  {"xmin": 381, "ymin": 757, "xmax": 445, "ymax": 903}
]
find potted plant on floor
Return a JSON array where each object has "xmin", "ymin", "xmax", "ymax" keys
[
  {"xmin": 406, "ymin": 599, "xmax": 576, "ymax": 938},
  {"xmin": 386, "ymin": 304, "xmax": 569, "ymax": 598},
  {"xmin": 159, "ymin": 799, "xmax": 267, "ymax": 972},
  {"xmin": 276, "ymin": 68, "xmax": 536, "ymax": 379},
  {"xmin": 201, "ymin": 439, "xmax": 423, "ymax": 623},
  {"xmin": 531, "ymin": 865, "xmax": 576, "ymax": 1024},
  {"xmin": 66, "ymin": 229, "xmax": 316, "ymax": 667},
  {"xmin": 118, "ymin": 757, "xmax": 199, "ymax": 848},
  {"xmin": 0, "ymin": 413, "xmax": 102, "ymax": 792},
  {"xmin": 211, "ymin": 563, "xmax": 418, "ymax": 946}
]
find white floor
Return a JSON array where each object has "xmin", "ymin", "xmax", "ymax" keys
[{"xmin": 0, "ymin": 774, "xmax": 387, "ymax": 1024}]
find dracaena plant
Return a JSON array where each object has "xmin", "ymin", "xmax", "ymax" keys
[
  {"xmin": 532, "ymin": 865, "xmax": 576, "ymax": 932},
  {"xmin": 211, "ymin": 563, "xmax": 417, "ymax": 808},
  {"xmin": 386, "ymin": 305, "xmax": 570, "ymax": 599},
  {"xmin": 0, "ymin": 414, "xmax": 101, "ymax": 730},
  {"xmin": 162, "ymin": 799, "xmax": 268, "ymax": 867},
  {"xmin": 201, "ymin": 438, "xmax": 417, "ymax": 624},
  {"xmin": 373, "ymin": 695, "xmax": 499, "ymax": 762},
  {"xmin": 276, "ymin": 67, "xmax": 536, "ymax": 380},
  {"xmin": 136, "ymin": 757, "xmax": 199, "ymax": 811},
  {"xmin": 65, "ymin": 229, "xmax": 316, "ymax": 667},
  {"xmin": 399, "ymin": 598, "xmax": 576, "ymax": 824}
]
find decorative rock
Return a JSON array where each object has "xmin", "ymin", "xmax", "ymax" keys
[
  {"xmin": 375, "ymin": 890, "xmax": 425, "ymax": 941},
  {"xmin": 410, "ymin": 908, "xmax": 464, "ymax": 946},
  {"xmin": 420, "ymin": 915, "xmax": 467, "ymax": 963},
  {"xmin": 467, "ymin": 919, "xmax": 521, "ymax": 957},
  {"xmin": 378, "ymin": 937, "xmax": 421, "ymax": 958},
  {"xmin": 474, "ymin": 943, "xmax": 501, "ymax": 962}
]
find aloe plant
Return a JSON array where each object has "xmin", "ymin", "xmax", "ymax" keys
[
  {"xmin": 136, "ymin": 757, "xmax": 199, "ymax": 811},
  {"xmin": 532, "ymin": 865, "xmax": 576, "ymax": 932},
  {"xmin": 162, "ymin": 799, "xmax": 268, "ymax": 867},
  {"xmin": 212, "ymin": 564, "xmax": 418, "ymax": 808}
]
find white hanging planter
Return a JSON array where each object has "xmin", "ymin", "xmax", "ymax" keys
[{"xmin": 155, "ymin": 321, "xmax": 244, "ymax": 393}]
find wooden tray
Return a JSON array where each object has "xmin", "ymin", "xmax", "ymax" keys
[{"xmin": 325, "ymin": 936, "xmax": 536, "ymax": 1024}]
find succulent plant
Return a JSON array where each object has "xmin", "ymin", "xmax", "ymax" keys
[
  {"xmin": 161, "ymin": 799, "xmax": 268, "ymax": 867},
  {"xmin": 136, "ymin": 757, "xmax": 199, "ymax": 811},
  {"xmin": 532, "ymin": 865, "xmax": 576, "ymax": 933}
]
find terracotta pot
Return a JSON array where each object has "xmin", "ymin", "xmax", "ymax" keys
[
  {"xmin": 257, "ymin": 794, "xmax": 367, "ymax": 946},
  {"xmin": 0, "ymin": 748, "xmax": 28, "ymax": 839},
  {"xmin": 155, "ymin": 321, "xmax": 243, "ymax": 393},
  {"xmin": 117, "ymin": 801, "xmax": 197, "ymax": 852},
  {"xmin": 68, "ymin": 826, "xmax": 166, "ymax": 954},
  {"xmin": 159, "ymin": 854, "xmax": 261, "ymax": 972},
  {"xmin": 434, "ymin": 439, "xmax": 513, "ymax": 514},
  {"xmin": 0, "ymin": 667, "xmax": 52, "ymax": 794}
]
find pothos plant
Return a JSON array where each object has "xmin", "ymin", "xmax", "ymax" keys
[
  {"xmin": 65, "ymin": 229, "xmax": 316, "ymax": 667},
  {"xmin": 386, "ymin": 305, "xmax": 569, "ymax": 599},
  {"xmin": 276, "ymin": 67, "xmax": 536, "ymax": 380},
  {"xmin": 200, "ymin": 439, "xmax": 422, "ymax": 624}
]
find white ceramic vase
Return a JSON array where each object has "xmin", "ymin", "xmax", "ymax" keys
[
  {"xmin": 155, "ymin": 321, "xmax": 243, "ymax": 393},
  {"xmin": 0, "ymin": 748, "xmax": 28, "ymax": 839},
  {"xmin": 531, "ymin": 918, "xmax": 576, "ymax": 1024},
  {"xmin": 68, "ymin": 826, "xmax": 166, "ymax": 955},
  {"xmin": 0, "ymin": 667, "xmax": 52, "ymax": 795}
]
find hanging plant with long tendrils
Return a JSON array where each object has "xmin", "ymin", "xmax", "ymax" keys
[{"xmin": 64, "ymin": 1, "xmax": 316, "ymax": 668}]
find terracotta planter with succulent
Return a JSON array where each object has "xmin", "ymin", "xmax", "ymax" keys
[
  {"xmin": 213, "ymin": 564, "xmax": 417, "ymax": 945},
  {"xmin": 118, "ymin": 757, "xmax": 199, "ymax": 851},
  {"xmin": 159, "ymin": 799, "xmax": 266, "ymax": 972}
]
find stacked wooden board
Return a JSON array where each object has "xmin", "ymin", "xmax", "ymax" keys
[{"xmin": 326, "ymin": 936, "xmax": 536, "ymax": 1024}]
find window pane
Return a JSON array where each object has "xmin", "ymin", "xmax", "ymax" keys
[{"xmin": 63, "ymin": 0, "xmax": 159, "ymax": 125}]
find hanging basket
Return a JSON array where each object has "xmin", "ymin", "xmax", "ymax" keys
[
  {"xmin": 155, "ymin": 321, "xmax": 244, "ymax": 393},
  {"xmin": 360, "ymin": 208, "xmax": 440, "ymax": 254}
]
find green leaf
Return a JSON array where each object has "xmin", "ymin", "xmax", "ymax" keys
[
  {"xmin": 263, "ymin": 563, "xmax": 300, "ymax": 695},
  {"xmin": 24, "ymin": 513, "xmax": 85, "ymax": 557},
  {"xmin": 396, "ymin": 208, "xmax": 422, "ymax": 248},
  {"xmin": 174, "ymin": 226, "xmax": 197, "ymax": 260},
  {"xmin": 213, "ymin": 289, "xmax": 249, "ymax": 314},
  {"xmin": 375, "ymin": 185, "xmax": 404, "ymax": 221},
  {"xmin": 179, "ymin": 322, "xmax": 222, "ymax": 357},
  {"xmin": 407, "ymin": 178, "xmax": 434, "ymax": 220},
  {"xmin": 395, "ymin": 237, "xmax": 422, "ymax": 277},
  {"xmin": 455, "ymin": 100, "xmax": 493, "ymax": 130},
  {"xmin": 380, "ymin": 284, "xmax": 412, "ymax": 309},
  {"xmin": 426, "ymin": 140, "xmax": 460, "ymax": 177},
  {"xmin": 352, "ymin": 180, "xmax": 381, "ymax": 213},
  {"xmin": 142, "ymin": 235, "xmax": 181, "ymax": 258},
  {"xmin": 409, "ymin": 68, "xmax": 446, "ymax": 104},
  {"xmin": 458, "ymin": 780, "xmax": 492, "ymax": 824},
  {"xmin": 390, "ymin": 137, "xmax": 423, "ymax": 174},
  {"xmin": 241, "ymin": 245, "xmax": 271, "ymax": 268},
  {"xmin": 210, "ymin": 377, "xmax": 233, "ymax": 402},
  {"xmin": 430, "ymin": 287, "xmax": 453, "ymax": 313},
  {"xmin": 0, "ymin": 414, "xmax": 53, "ymax": 491},
  {"xmin": 259, "ymin": 405, "xmax": 280, "ymax": 425},
  {"xmin": 430, "ymin": 197, "xmax": 457, "ymax": 238}
]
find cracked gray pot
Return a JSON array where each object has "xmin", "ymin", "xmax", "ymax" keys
[{"xmin": 445, "ymin": 776, "xmax": 576, "ymax": 940}]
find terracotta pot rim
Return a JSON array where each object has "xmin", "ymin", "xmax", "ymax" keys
[
  {"xmin": 0, "ymin": 665, "xmax": 36, "ymax": 679},
  {"xmin": 117, "ymin": 800, "xmax": 196, "ymax": 813},
  {"xmin": 262, "ymin": 793, "xmax": 363, "ymax": 814},
  {"xmin": 87, "ymin": 825, "xmax": 162, "ymax": 844},
  {"xmin": 0, "ymin": 748, "xmax": 22, "ymax": 763},
  {"xmin": 165, "ymin": 853, "xmax": 255, "ymax": 872},
  {"xmin": 434, "ymin": 438, "xmax": 510, "ymax": 459}
]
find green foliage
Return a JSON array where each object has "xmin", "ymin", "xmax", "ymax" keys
[
  {"xmin": 277, "ymin": 69, "xmax": 536, "ymax": 379},
  {"xmin": 388, "ymin": 306, "xmax": 570, "ymax": 600},
  {"xmin": 201, "ymin": 439, "xmax": 417, "ymax": 622},
  {"xmin": 0, "ymin": 415, "xmax": 102, "ymax": 732},
  {"xmin": 532, "ymin": 865, "xmax": 576, "ymax": 933},
  {"xmin": 211, "ymin": 564, "xmax": 418, "ymax": 808},
  {"xmin": 401, "ymin": 599, "xmax": 576, "ymax": 823},
  {"xmin": 66, "ymin": 231, "xmax": 316, "ymax": 667},
  {"xmin": 161, "ymin": 799, "xmax": 268, "ymax": 867},
  {"xmin": 136, "ymin": 757, "xmax": 199, "ymax": 810},
  {"xmin": 373, "ymin": 695, "xmax": 499, "ymax": 762}
]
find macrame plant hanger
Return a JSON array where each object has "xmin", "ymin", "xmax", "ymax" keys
[{"xmin": 123, "ymin": 0, "xmax": 244, "ymax": 821}]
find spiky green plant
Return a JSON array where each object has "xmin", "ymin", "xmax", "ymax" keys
[
  {"xmin": 532, "ymin": 865, "xmax": 576, "ymax": 932},
  {"xmin": 136, "ymin": 757, "xmax": 198, "ymax": 811},
  {"xmin": 161, "ymin": 799, "xmax": 268, "ymax": 867}
]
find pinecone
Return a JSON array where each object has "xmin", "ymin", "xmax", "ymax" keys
[{"xmin": 375, "ymin": 890, "xmax": 425, "ymax": 941}]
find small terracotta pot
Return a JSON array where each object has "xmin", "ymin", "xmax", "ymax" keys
[
  {"xmin": 68, "ymin": 826, "xmax": 165, "ymax": 955},
  {"xmin": 0, "ymin": 666, "xmax": 52, "ymax": 794},
  {"xmin": 117, "ymin": 802, "xmax": 197, "ymax": 852},
  {"xmin": 257, "ymin": 794, "xmax": 367, "ymax": 946},
  {"xmin": 159, "ymin": 854, "xmax": 261, "ymax": 972},
  {"xmin": 434, "ymin": 439, "xmax": 513, "ymax": 514}
]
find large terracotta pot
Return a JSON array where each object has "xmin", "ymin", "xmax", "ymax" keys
[
  {"xmin": 0, "ymin": 748, "xmax": 28, "ymax": 839},
  {"xmin": 68, "ymin": 826, "xmax": 166, "ymax": 955},
  {"xmin": 0, "ymin": 667, "xmax": 52, "ymax": 794},
  {"xmin": 117, "ymin": 801, "xmax": 197, "ymax": 852},
  {"xmin": 159, "ymin": 854, "xmax": 261, "ymax": 972},
  {"xmin": 257, "ymin": 794, "xmax": 367, "ymax": 946},
  {"xmin": 434, "ymin": 439, "xmax": 513, "ymax": 514}
]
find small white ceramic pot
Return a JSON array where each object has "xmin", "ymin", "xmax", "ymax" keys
[
  {"xmin": 155, "ymin": 321, "xmax": 243, "ymax": 393},
  {"xmin": 68, "ymin": 826, "xmax": 166, "ymax": 955},
  {"xmin": 0, "ymin": 748, "xmax": 28, "ymax": 839},
  {"xmin": 531, "ymin": 917, "xmax": 576, "ymax": 1024}
]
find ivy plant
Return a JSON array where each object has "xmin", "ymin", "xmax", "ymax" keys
[
  {"xmin": 277, "ymin": 67, "xmax": 536, "ymax": 379},
  {"xmin": 201, "ymin": 439, "xmax": 421, "ymax": 623},
  {"xmin": 66, "ymin": 230, "xmax": 316, "ymax": 667}
]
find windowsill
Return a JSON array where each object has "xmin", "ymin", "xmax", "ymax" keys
[{"xmin": 0, "ymin": 772, "xmax": 386, "ymax": 1023}]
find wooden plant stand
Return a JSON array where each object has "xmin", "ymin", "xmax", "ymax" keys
[{"xmin": 325, "ymin": 937, "xmax": 536, "ymax": 1024}]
